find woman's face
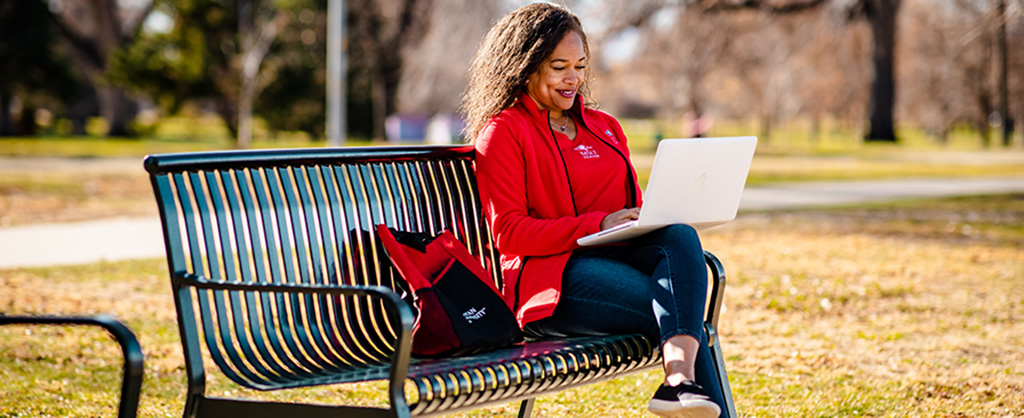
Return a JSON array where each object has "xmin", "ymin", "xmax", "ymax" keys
[{"xmin": 526, "ymin": 31, "xmax": 586, "ymax": 114}]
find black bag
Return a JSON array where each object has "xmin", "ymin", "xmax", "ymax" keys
[{"xmin": 375, "ymin": 225, "xmax": 523, "ymax": 356}]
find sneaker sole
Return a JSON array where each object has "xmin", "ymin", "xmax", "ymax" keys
[{"xmin": 647, "ymin": 398, "xmax": 721, "ymax": 418}]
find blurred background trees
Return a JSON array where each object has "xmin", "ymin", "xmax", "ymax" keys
[
  {"xmin": 0, "ymin": 0, "xmax": 80, "ymax": 136},
  {"xmin": 47, "ymin": 0, "xmax": 154, "ymax": 136},
  {"xmin": 1, "ymin": 0, "xmax": 1021, "ymax": 148},
  {"xmin": 108, "ymin": 0, "xmax": 303, "ymax": 147}
]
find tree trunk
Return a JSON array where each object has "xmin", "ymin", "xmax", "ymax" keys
[
  {"xmin": 101, "ymin": 90, "xmax": 136, "ymax": 137},
  {"xmin": 235, "ymin": 5, "xmax": 284, "ymax": 148},
  {"xmin": 977, "ymin": 90, "xmax": 994, "ymax": 147},
  {"xmin": 864, "ymin": 0, "xmax": 900, "ymax": 142},
  {"xmin": 237, "ymin": 80, "xmax": 256, "ymax": 149},
  {"xmin": 51, "ymin": 0, "xmax": 148, "ymax": 137},
  {"xmin": 810, "ymin": 112, "xmax": 822, "ymax": 143},
  {"xmin": 237, "ymin": 0, "xmax": 255, "ymax": 149},
  {"xmin": 760, "ymin": 113, "xmax": 772, "ymax": 142},
  {"xmin": 0, "ymin": 89, "xmax": 12, "ymax": 136},
  {"xmin": 372, "ymin": 66, "xmax": 388, "ymax": 141},
  {"xmin": 18, "ymin": 105, "xmax": 37, "ymax": 136},
  {"xmin": 97, "ymin": 87, "xmax": 136, "ymax": 137},
  {"xmin": 216, "ymin": 100, "xmax": 239, "ymax": 140},
  {"xmin": 361, "ymin": 0, "xmax": 431, "ymax": 142},
  {"xmin": 977, "ymin": 120, "xmax": 992, "ymax": 147},
  {"xmin": 997, "ymin": 0, "xmax": 1013, "ymax": 147}
]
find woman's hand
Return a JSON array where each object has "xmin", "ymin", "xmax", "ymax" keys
[{"xmin": 600, "ymin": 207, "xmax": 641, "ymax": 231}]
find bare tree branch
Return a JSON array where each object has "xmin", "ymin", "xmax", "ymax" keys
[
  {"xmin": 598, "ymin": 0, "xmax": 670, "ymax": 38},
  {"xmin": 122, "ymin": 0, "xmax": 156, "ymax": 39},
  {"xmin": 47, "ymin": 12, "xmax": 105, "ymax": 69},
  {"xmin": 698, "ymin": 0, "xmax": 829, "ymax": 14}
]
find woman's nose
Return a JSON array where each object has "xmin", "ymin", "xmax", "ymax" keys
[{"xmin": 566, "ymin": 70, "xmax": 579, "ymax": 85}]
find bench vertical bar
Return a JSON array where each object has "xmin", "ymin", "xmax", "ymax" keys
[{"xmin": 704, "ymin": 251, "xmax": 737, "ymax": 418}]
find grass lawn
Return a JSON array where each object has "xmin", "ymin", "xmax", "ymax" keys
[
  {"xmin": 3, "ymin": 118, "xmax": 1023, "ymax": 415},
  {"xmin": 0, "ymin": 116, "xmax": 375, "ymax": 159},
  {"xmin": 2, "ymin": 194, "xmax": 1022, "ymax": 417},
  {"xmin": 3, "ymin": 128, "xmax": 1023, "ymax": 226}
]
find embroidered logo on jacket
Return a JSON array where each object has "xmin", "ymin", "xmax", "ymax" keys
[
  {"xmin": 604, "ymin": 129, "xmax": 619, "ymax": 145},
  {"xmin": 574, "ymin": 144, "xmax": 600, "ymax": 159}
]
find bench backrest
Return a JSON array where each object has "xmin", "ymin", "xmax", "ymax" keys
[{"xmin": 145, "ymin": 145, "xmax": 500, "ymax": 389}]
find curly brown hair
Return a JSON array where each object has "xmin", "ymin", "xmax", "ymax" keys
[{"xmin": 460, "ymin": 3, "xmax": 594, "ymax": 142}]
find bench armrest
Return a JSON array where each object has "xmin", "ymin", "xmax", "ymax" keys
[
  {"xmin": 704, "ymin": 251, "xmax": 727, "ymax": 345},
  {"xmin": 173, "ymin": 273, "xmax": 415, "ymax": 396},
  {"xmin": 0, "ymin": 315, "xmax": 144, "ymax": 418},
  {"xmin": 176, "ymin": 272, "xmax": 414, "ymax": 305}
]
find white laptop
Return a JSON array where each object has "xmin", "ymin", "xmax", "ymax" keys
[{"xmin": 576, "ymin": 136, "xmax": 757, "ymax": 247}]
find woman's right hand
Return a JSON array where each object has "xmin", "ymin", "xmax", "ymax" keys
[{"xmin": 600, "ymin": 207, "xmax": 641, "ymax": 231}]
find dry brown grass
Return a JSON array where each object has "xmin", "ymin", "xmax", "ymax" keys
[
  {"xmin": 701, "ymin": 195, "xmax": 1024, "ymax": 417},
  {"xmin": 2, "ymin": 195, "xmax": 1023, "ymax": 417},
  {"xmin": 0, "ymin": 169, "xmax": 154, "ymax": 227},
  {"xmin": 4, "ymin": 148, "xmax": 1024, "ymax": 227}
]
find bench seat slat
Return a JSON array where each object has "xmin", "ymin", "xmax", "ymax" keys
[{"xmin": 405, "ymin": 334, "xmax": 659, "ymax": 415}]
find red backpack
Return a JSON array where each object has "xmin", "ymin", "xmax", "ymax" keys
[{"xmin": 375, "ymin": 225, "xmax": 523, "ymax": 356}]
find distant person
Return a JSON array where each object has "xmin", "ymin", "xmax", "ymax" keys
[
  {"xmin": 684, "ymin": 111, "xmax": 714, "ymax": 138},
  {"xmin": 462, "ymin": 3, "xmax": 725, "ymax": 418}
]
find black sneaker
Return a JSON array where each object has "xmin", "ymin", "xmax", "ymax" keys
[{"xmin": 647, "ymin": 380, "xmax": 721, "ymax": 418}]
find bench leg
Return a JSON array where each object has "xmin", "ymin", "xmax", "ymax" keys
[
  {"xmin": 709, "ymin": 333, "xmax": 738, "ymax": 418},
  {"xmin": 517, "ymin": 398, "xmax": 535, "ymax": 418}
]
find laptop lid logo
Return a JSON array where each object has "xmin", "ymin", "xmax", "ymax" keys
[{"xmin": 695, "ymin": 172, "xmax": 708, "ymax": 190}]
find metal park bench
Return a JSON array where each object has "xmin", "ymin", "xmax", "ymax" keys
[
  {"xmin": 0, "ymin": 314, "xmax": 144, "ymax": 418},
  {"xmin": 144, "ymin": 145, "xmax": 736, "ymax": 418}
]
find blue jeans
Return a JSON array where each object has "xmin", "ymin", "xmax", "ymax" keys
[{"xmin": 524, "ymin": 224, "xmax": 725, "ymax": 413}]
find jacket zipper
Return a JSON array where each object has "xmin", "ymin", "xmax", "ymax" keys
[
  {"xmin": 579, "ymin": 119, "xmax": 640, "ymax": 207},
  {"xmin": 515, "ymin": 110, "xmax": 579, "ymax": 314},
  {"xmin": 547, "ymin": 110, "xmax": 580, "ymax": 216},
  {"xmin": 513, "ymin": 255, "xmax": 529, "ymax": 312}
]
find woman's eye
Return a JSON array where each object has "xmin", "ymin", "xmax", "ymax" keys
[
  {"xmin": 553, "ymin": 67, "xmax": 566, "ymax": 71},
  {"xmin": 576, "ymin": 66, "xmax": 587, "ymax": 70}
]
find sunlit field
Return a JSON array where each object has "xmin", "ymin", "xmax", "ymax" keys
[
  {"xmin": 3, "ymin": 194, "xmax": 1022, "ymax": 417},
  {"xmin": 3, "ymin": 116, "xmax": 1022, "ymax": 227},
  {"xmin": 2, "ymin": 116, "xmax": 1023, "ymax": 416},
  {"xmin": 0, "ymin": 116, "xmax": 374, "ymax": 158},
  {"xmin": 1, "ymin": 115, "xmax": 1021, "ymax": 157}
]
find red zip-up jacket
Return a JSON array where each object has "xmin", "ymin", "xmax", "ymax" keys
[{"xmin": 474, "ymin": 92, "xmax": 643, "ymax": 327}]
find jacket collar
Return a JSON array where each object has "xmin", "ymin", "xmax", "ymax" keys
[
  {"xmin": 515, "ymin": 91, "xmax": 638, "ymax": 207},
  {"xmin": 516, "ymin": 91, "xmax": 587, "ymax": 128}
]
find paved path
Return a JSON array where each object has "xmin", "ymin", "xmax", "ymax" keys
[
  {"xmin": 738, "ymin": 177, "xmax": 1024, "ymax": 210},
  {"xmin": 0, "ymin": 217, "xmax": 164, "ymax": 268},
  {"xmin": 1, "ymin": 177, "xmax": 1023, "ymax": 269}
]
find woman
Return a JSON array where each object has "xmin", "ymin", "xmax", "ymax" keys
[{"xmin": 463, "ymin": 4, "xmax": 725, "ymax": 418}]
